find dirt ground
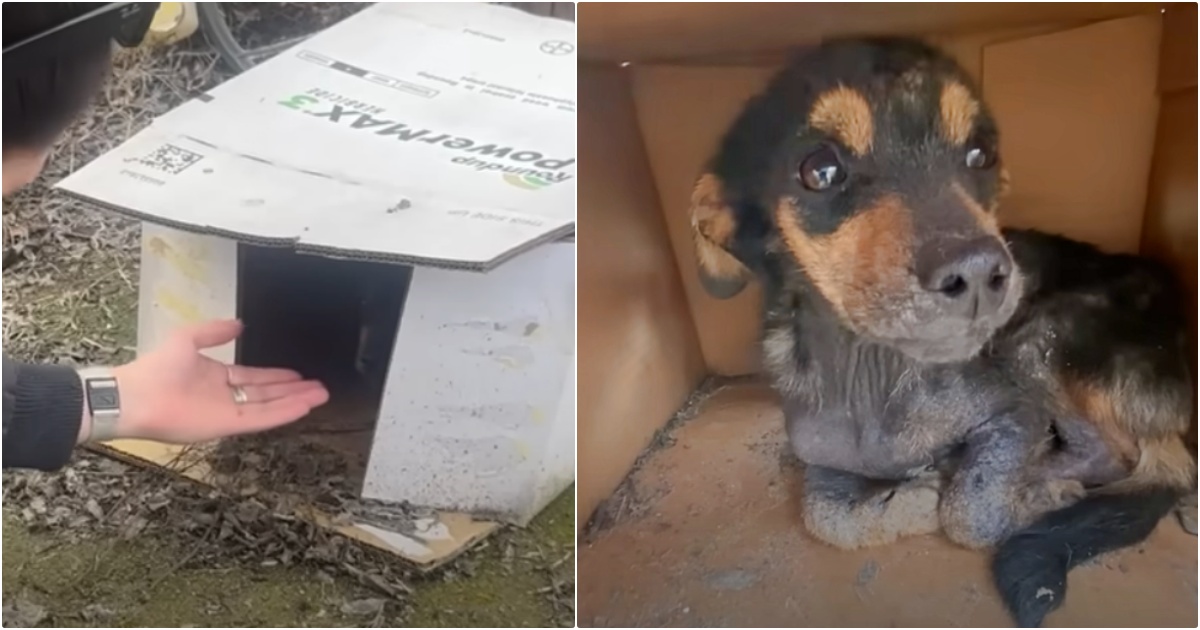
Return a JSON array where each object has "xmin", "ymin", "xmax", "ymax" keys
[
  {"xmin": 3, "ymin": 489, "xmax": 573, "ymax": 628},
  {"xmin": 2, "ymin": 4, "xmax": 574, "ymax": 628}
]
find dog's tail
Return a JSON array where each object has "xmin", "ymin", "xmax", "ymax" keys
[{"xmin": 991, "ymin": 438, "xmax": 1193, "ymax": 628}]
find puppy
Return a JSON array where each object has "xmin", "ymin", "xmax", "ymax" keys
[{"xmin": 688, "ymin": 37, "xmax": 1195, "ymax": 627}]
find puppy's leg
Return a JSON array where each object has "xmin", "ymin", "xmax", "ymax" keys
[
  {"xmin": 803, "ymin": 465, "xmax": 942, "ymax": 549},
  {"xmin": 1031, "ymin": 416, "xmax": 1131, "ymax": 487},
  {"xmin": 941, "ymin": 415, "xmax": 1084, "ymax": 549}
]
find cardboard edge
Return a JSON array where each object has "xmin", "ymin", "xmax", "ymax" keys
[
  {"xmin": 294, "ymin": 223, "xmax": 577, "ymax": 272},
  {"xmin": 87, "ymin": 439, "xmax": 500, "ymax": 571},
  {"xmin": 58, "ymin": 190, "xmax": 575, "ymax": 273},
  {"xmin": 578, "ymin": 3, "xmax": 1160, "ymax": 63}
]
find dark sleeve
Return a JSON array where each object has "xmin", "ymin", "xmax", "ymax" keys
[{"xmin": 3, "ymin": 355, "xmax": 85, "ymax": 471}]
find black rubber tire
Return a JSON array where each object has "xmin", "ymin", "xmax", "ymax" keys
[{"xmin": 196, "ymin": 2, "xmax": 254, "ymax": 73}]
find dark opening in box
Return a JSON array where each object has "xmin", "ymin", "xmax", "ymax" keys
[{"xmin": 213, "ymin": 243, "xmax": 412, "ymax": 493}]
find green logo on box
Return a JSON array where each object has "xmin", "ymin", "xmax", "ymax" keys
[{"xmin": 503, "ymin": 173, "xmax": 554, "ymax": 190}]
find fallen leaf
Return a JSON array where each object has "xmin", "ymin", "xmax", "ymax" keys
[
  {"xmin": 340, "ymin": 598, "xmax": 385, "ymax": 616},
  {"xmin": 3, "ymin": 597, "xmax": 48, "ymax": 628}
]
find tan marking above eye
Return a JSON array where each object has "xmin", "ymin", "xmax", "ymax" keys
[
  {"xmin": 938, "ymin": 81, "xmax": 978, "ymax": 147},
  {"xmin": 808, "ymin": 86, "xmax": 874, "ymax": 157}
]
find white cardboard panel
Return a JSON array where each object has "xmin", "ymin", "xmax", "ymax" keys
[
  {"xmin": 136, "ymin": 223, "xmax": 239, "ymax": 363},
  {"xmin": 56, "ymin": 2, "xmax": 577, "ymax": 270},
  {"xmin": 529, "ymin": 352, "xmax": 576, "ymax": 517},
  {"xmin": 60, "ymin": 129, "xmax": 567, "ymax": 268},
  {"xmin": 362, "ymin": 241, "xmax": 576, "ymax": 523}
]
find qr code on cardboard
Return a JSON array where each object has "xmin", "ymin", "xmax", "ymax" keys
[{"xmin": 131, "ymin": 143, "xmax": 204, "ymax": 175}]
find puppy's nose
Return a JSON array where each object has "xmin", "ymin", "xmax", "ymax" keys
[{"xmin": 916, "ymin": 236, "xmax": 1012, "ymax": 317}]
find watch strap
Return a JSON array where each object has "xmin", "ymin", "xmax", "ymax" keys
[{"xmin": 78, "ymin": 367, "xmax": 122, "ymax": 443}]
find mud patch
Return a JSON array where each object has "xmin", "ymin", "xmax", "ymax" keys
[{"xmin": 855, "ymin": 559, "xmax": 880, "ymax": 588}]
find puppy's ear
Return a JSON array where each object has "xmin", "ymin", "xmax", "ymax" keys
[{"xmin": 690, "ymin": 173, "xmax": 750, "ymax": 299}]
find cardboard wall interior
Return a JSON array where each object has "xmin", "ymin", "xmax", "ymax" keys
[{"xmin": 578, "ymin": 3, "xmax": 1198, "ymax": 526}]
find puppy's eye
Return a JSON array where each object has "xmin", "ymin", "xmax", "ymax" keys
[
  {"xmin": 965, "ymin": 146, "xmax": 995, "ymax": 169},
  {"xmin": 798, "ymin": 146, "xmax": 847, "ymax": 191}
]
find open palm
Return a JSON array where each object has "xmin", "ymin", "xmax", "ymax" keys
[{"xmin": 109, "ymin": 320, "xmax": 329, "ymax": 444}]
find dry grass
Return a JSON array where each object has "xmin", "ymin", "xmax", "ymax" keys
[{"xmin": 2, "ymin": 42, "xmax": 231, "ymax": 366}]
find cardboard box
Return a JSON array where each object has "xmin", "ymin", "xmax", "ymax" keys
[
  {"xmin": 577, "ymin": 2, "xmax": 1196, "ymax": 626},
  {"xmin": 57, "ymin": 2, "xmax": 577, "ymax": 567}
]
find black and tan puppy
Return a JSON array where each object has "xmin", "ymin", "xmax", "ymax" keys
[{"xmin": 688, "ymin": 37, "xmax": 1195, "ymax": 627}]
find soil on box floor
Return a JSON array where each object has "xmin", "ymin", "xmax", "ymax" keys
[{"xmin": 578, "ymin": 382, "xmax": 1198, "ymax": 628}]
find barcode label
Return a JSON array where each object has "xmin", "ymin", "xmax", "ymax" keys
[{"xmin": 132, "ymin": 144, "xmax": 204, "ymax": 175}]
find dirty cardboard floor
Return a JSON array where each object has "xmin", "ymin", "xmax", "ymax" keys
[{"xmin": 578, "ymin": 382, "xmax": 1198, "ymax": 627}]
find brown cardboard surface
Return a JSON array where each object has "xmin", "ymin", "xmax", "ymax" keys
[
  {"xmin": 631, "ymin": 65, "xmax": 776, "ymax": 376},
  {"xmin": 91, "ymin": 439, "xmax": 498, "ymax": 569},
  {"xmin": 1141, "ymin": 89, "xmax": 1198, "ymax": 325},
  {"xmin": 926, "ymin": 22, "xmax": 1080, "ymax": 82},
  {"xmin": 577, "ymin": 64, "xmax": 707, "ymax": 526},
  {"xmin": 982, "ymin": 15, "xmax": 1163, "ymax": 254},
  {"xmin": 621, "ymin": 22, "xmax": 1087, "ymax": 76},
  {"xmin": 579, "ymin": 383, "xmax": 1199, "ymax": 628},
  {"xmin": 1144, "ymin": 3, "xmax": 1198, "ymax": 450},
  {"xmin": 578, "ymin": 6, "xmax": 1200, "ymax": 624},
  {"xmin": 578, "ymin": 3, "xmax": 1159, "ymax": 62},
  {"xmin": 1141, "ymin": 87, "xmax": 1199, "ymax": 445},
  {"xmin": 1158, "ymin": 2, "xmax": 1198, "ymax": 93}
]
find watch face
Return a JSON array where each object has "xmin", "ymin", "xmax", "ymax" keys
[{"xmin": 87, "ymin": 379, "xmax": 121, "ymax": 411}]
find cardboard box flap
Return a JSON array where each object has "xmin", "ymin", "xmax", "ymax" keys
[
  {"xmin": 1159, "ymin": 2, "xmax": 1197, "ymax": 93},
  {"xmin": 57, "ymin": 2, "xmax": 577, "ymax": 271},
  {"xmin": 579, "ymin": 2, "xmax": 1161, "ymax": 62}
]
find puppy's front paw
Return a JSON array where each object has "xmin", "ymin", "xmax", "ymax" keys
[
  {"xmin": 803, "ymin": 478, "xmax": 942, "ymax": 550},
  {"xmin": 909, "ymin": 467, "xmax": 946, "ymax": 493},
  {"xmin": 876, "ymin": 478, "xmax": 942, "ymax": 538}
]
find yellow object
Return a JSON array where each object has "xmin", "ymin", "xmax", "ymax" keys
[{"xmin": 144, "ymin": 2, "xmax": 199, "ymax": 46}]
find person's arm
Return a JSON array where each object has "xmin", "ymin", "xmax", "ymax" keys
[
  {"xmin": 2, "ymin": 320, "xmax": 328, "ymax": 472},
  {"xmin": 2, "ymin": 355, "xmax": 88, "ymax": 471}
]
